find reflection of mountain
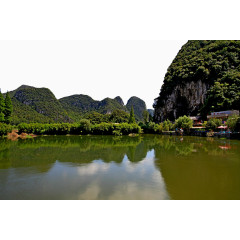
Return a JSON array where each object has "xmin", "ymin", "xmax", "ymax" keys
[
  {"xmin": 126, "ymin": 141, "xmax": 149, "ymax": 163},
  {"xmin": 154, "ymin": 136, "xmax": 240, "ymax": 200},
  {"xmin": 0, "ymin": 136, "xmax": 170, "ymax": 200},
  {"xmin": 0, "ymin": 135, "xmax": 147, "ymax": 172}
]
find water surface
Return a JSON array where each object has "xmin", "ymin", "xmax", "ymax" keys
[{"xmin": 0, "ymin": 135, "xmax": 240, "ymax": 200}]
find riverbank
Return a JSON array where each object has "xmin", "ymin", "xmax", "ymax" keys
[
  {"xmin": 161, "ymin": 130, "xmax": 240, "ymax": 139},
  {"xmin": 1, "ymin": 122, "xmax": 240, "ymax": 140}
]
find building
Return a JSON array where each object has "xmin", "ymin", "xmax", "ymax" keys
[
  {"xmin": 207, "ymin": 110, "xmax": 239, "ymax": 121},
  {"xmin": 190, "ymin": 116, "xmax": 202, "ymax": 127}
]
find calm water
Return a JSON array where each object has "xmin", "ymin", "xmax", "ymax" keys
[{"xmin": 0, "ymin": 135, "xmax": 240, "ymax": 200}]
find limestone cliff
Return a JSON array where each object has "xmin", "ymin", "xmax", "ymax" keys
[{"xmin": 154, "ymin": 80, "xmax": 209, "ymax": 122}]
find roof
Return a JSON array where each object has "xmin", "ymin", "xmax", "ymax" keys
[{"xmin": 190, "ymin": 116, "xmax": 201, "ymax": 120}]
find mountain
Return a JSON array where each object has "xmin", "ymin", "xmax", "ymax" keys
[
  {"xmin": 7, "ymin": 85, "xmax": 70, "ymax": 124},
  {"xmin": 59, "ymin": 95, "xmax": 127, "ymax": 122},
  {"xmin": 147, "ymin": 109, "xmax": 154, "ymax": 117},
  {"xmin": 126, "ymin": 96, "xmax": 147, "ymax": 121},
  {"xmin": 154, "ymin": 40, "xmax": 240, "ymax": 122},
  {"xmin": 114, "ymin": 96, "xmax": 124, "ymax": 106},
  {"xmin": 59, "ymin": 94, "xmax": 98, "ymax": 121},
  {"xmin": 5, "ymin": 85, "xmax": 147, "ymax": 124}
]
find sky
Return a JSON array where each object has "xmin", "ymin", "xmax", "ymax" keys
[{"xmin": 0, "ymin": 40, "xmax": 187, "ymax": 109}]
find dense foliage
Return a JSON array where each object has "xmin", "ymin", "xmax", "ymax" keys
[
  {"xmin": 10, "ymin": 97, "xmax": 53, "ymax": 125},
  {"xmin": 0, "ymin": 91, "xmax": 13, "ymax": 124},
  {"xmin": 226, "ymin": 114, "xmax": 240, "ymax": 132},
  {"xmin": 128, "ymin": 106, "xmax": 136, "ymax": 124},
  {"xmin": 0, "ymin": 123, "xmax": 12, "ymax": 136},
  {"xmin": 59, "ymin": 94, "xmax": 128, "ymax": 122},
  {"xmin": 139, "ymin": 120, "xmax": 174, "ymax": 134},
  {"xmin": 17, "ymin": 122, "xmax": 141, "ymax": 136},
  {"xmin": 108, "ymin": 109, "xmax": 130, "ymax": 123},
  {"xmin": 203, "ymin": 118, "xmax": 222, "ymax": 130},
  {"xmin": 0, "ymin": 91, "xmax": 5, "ymax": 122},
  {"xmin": 3, "ymin": 92, "xmax": 13, "ymax": 124},
  {"xmin": 143, "ymin": 110, "xmax": 149, "ymax": 124},
  {"xmin": 7, "ymin": 85, "xmax": 69, "ymax": 124},
  {"xmin": 154, "ymin": 40, "xmax": 240, "ymax": 119},
  {"xmin": 174, "ymin": 116, "xmax": 193, "ymax": 131}
]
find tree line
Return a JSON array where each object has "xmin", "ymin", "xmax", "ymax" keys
[{"xmin": 0, "ymin": 91, "xmax": 13, "ymax": 124}]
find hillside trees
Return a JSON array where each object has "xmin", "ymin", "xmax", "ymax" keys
[
  {"xmin": 0, "ymin": 91, "xmax": 5, "ymax": 122},
  {"xmin": 0, "ymin": 91, "xmax": 13, "ymax": 123},
  {"xmin": 128, "ymin": 106, "xmax": 136, "ymax": 124},
  {"xmin": 4, "ymin": 92, "xmax": 13, "ymax": 124}
]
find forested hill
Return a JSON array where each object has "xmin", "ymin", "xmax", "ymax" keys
[
  {"xmin": 126, "ymin": 96, "xmax": 147, "ymax": 121},
  {"xmin": 154, "ymin": 40, "xmax": 240, "ymax": 122},
  {"xmin": 59, "ymin": 95, "xmax": 128, "ymax": 122},
  {"xmin": 4, "ymin": 85, "xmax": 149, "ymax": 124}
]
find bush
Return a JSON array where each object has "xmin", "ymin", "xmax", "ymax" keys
[
  {"xmin": 140, "ymin": 122, "xmax": 163, "ymax": 134},
  {"xmin": 17, "ymin": 122, "xmax": 141, "ymax": 136},
  {"xmin": 163, "ymin": 119, "xmax": 173, "ymax": 131},
  {"xmin": 203, "ymin": 118, "xmax": 222, "ymax": 130},
  {"xmin": 174, "ymin": 116, "xmax": 193, "ymax": 132},
  {"xmin": 226, "ymin": 114, "xmax": 240, "ymax": 132},
  {"xmin": 0, "ymin": 123, "xmax": 12, "ymax": 136}
]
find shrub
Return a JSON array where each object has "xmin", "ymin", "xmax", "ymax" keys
[
  {"xmin": 226, "ymin": 114, "xmax": 240, "ymax": 132},
  {"xmin": 0, "ymin": 123, "xmax": 12, "ymax": 136},
  {"xmin": 79, "ymin": 119, "xmax": 92, "ymax": 134},
  {"xmin": 163, "ymin": 119, "xmax": 173, "ymax": 131},
  {"xmin": 16, "ymin": 122, "xmax": 142, "ymax": 136},
  {"xmin": 174, "ymin": 115, "xmax": 193, "ymax": 132},
  {"xmin": 203, "ymin": 118, "xmax": 222, "ymax": 130},
  {"xmin": 140, "ymin": 122, "xmax": 163, "ymax": 134}
]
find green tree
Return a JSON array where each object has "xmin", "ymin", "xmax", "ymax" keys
[
  {"xmin": 143, "ymin": 110, "xmax": 149, "ymax": 124},
  {"xmin": 226, "ymin": 114, "xmax": 239, "ymax": 132},
  {"xmin": 174, "ymin": 115, "xmax": 193, "ymax": 132},
  {"xmin": 109, "ymin": 109, "xmax": 129, "ymax": 123},
  {"xmin": 203, "ymin": 118, "xmax": 222, "ymax": 130},
  {"xmin": 79, "ymin": 119, "xmax": 92, "ymax": 133},
  {"xmin": 0, "ymin": 91, "xmax": 5, "ymax": 122},
  {"xmin": 163, "ymin": 119, "xmax": 173, "ymax": 131},
  {"xmin": 84, "ymin": 112, "xmax": 106, "ymax": 124},
  {"xmin": 128, "ymin": 106, "xmax": 136, "ymax": 124},
  {"xmin": 4, "ymin": 92, "xmax": 13, "ymax": 124}
]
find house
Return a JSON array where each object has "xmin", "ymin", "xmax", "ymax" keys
[
  {"xmin": 207, "ymin": 110, "xmax": 239, "ymax": 121},
  {"xmin": 190, "ymin": 116, "xmax": 202, "ymax": 127}
]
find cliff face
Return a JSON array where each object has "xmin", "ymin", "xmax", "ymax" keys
[
  {"xmin": 154, "ymin": 40, "xmax": 240, "ymax": 122},
  {"xmin": 154, "ymin": 80, "xmax": 209, "ymax": 122}
]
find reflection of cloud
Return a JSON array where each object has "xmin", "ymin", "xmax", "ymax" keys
[
  {"xmin": 108, "ymin": 180, "xmax": 169, "ymax": 200},
  {"xmin": 77, "ymin": 161, "xmax": 110, "ymax": 176},
  {"xmin": 78, "ymin": 182, "xmax": 101, "ymax": 200},
  {"xmin": 56, "ymin": 150, "xmax": 170, "ymax": 200}
]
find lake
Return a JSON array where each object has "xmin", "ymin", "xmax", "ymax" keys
[{"xmin": 0, "ymin": 135, "xmax": 240, "ymax": 200}]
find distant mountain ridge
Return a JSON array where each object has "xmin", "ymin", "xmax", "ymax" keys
[
  {"xmin": 59, "ymin": 94, "xmax": 127, "ymax": 122},
  {"xmin": 5, "ymin": 85, "xmax": 152, "ymax": 124}
]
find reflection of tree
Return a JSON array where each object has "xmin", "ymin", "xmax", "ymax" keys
[
  {"xmin": 0, "ymin": 135, "xmax": 144, "ymax": 172},
  {"xmin": 0, "ymin": 148, "xmax": 10, "ymax": 169},
  {"xmin": 126, "ymin": 141, "xmax": 148, "ymax": 163},
  {"xmin": 175, "ymin": 143, "xmax": 194, "ymax": 156},
  {"xmin": 153, "ymin": 136, "xmax": 240, "ymax": 200}
]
